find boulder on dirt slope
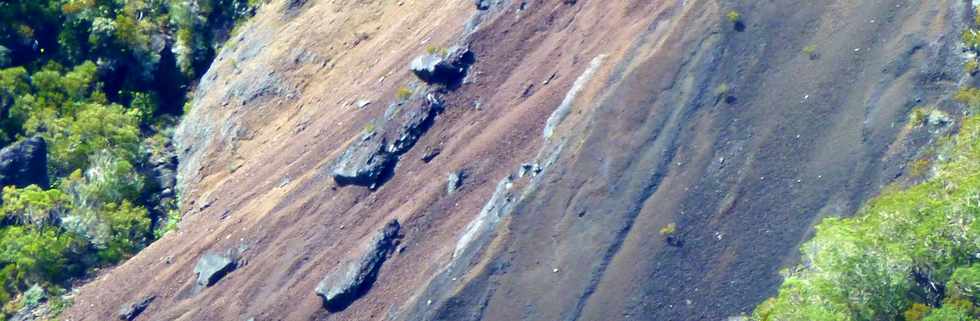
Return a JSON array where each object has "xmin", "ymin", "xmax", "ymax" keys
[
  {"xmin": 332, "ymin": 92, "xmax": 443, "ymax": 188},
  {"xmin": 385, "ymin": 93, "xmax": 443, "ymax": 155},
  {"xmin": 331, "ymin": 133, "xmax": 394, "ymax": 187},
  {"xmin": 409, "ymin": 46, "xmax": 474, "ymax": 87},
  {"xmin": 315, "ymin": 220, "xmax": 400, "ymax": 311},
  {"xmin": 194, "ymin": 253, "xmax": 237, "ymax": 287},
  {"xmin": 117, "ymin": 295, "xmax": 154, "ymax": 321}
]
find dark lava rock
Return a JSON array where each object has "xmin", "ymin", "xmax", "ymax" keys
[
  {"xmin": 117, "ymin": 295, "xmax": 155, "ymax": 321},
  {"xmin": 385, "ymin": 94, "xmax": 443, "ymax": 155},
  {"xmin": 315, "ymin": 220, "xmax": 400, "ymax": 311},
  {"xmin": 194, "ymin": 253, "xmax": 237, "ymax": 287},
  {"xmin": 331, "ymin": 133, "xmax": 394, "ymax": 187},
  {"xmin": 332, "ymin": 93, "xmax": 443, "ymax": 188},
  {"xmin": 0, "ymin": 137, "xmax": 49, "ymax": 189},
  {"xmin": 409, "ymin": 46, "xmax": 474, "ymax": 87},
  {"xmin": 475, "ymin": 0, "xmax": 491, "ymax": 10},
  {"xmin": 420, "ymin": 146, "xmax": 441, "ymax": 163}
]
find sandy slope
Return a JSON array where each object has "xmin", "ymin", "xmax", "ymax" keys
[{"xmin": 64, "ymin": 0, "xmax": 971, "ymax": 320}]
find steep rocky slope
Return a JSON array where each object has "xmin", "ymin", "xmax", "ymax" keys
[{"xmin": 63, "ymin": 0, "xmax": 971, "ymax": 320}]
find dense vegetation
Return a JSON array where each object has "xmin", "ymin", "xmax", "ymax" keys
[
  {"xmin": 0, "ymin": 0, "xmax": 256, "ymax": 317},
  {"xmin": 751, "ymin": 17, "xmax": 980, "ymax": 321}
]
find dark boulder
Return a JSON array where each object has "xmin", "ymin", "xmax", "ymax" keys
[
  {"xmin": 0, "ymin": 137, "xmax": 49, "ymax": 189},
  {"xmin": 194, "ymin": 253, "xmax": 237, "ymax": 287},
  {"xmin": 331, "ymin": 133, "xmax": 395, "ymax": 187},
  {"xmin": 332, "ymin": 92, "xmax": 443, "ymax": 188},
  {"xmin": 117, "ymin": 295, "xmax": 155, "ymax": 321},
  {"xmin": 475, "ymin": 0, "xmax": 491, "ymax": 10},
  {"xmin": 315, "ymin": 220, "xmax": 400, "ymax": 311},
  {"xmin": 409, "ymin": 46, "xmax": 474, "ymax": 87},
  {"xmin": 386, "ymin": 94, "xmax": 442, "ymax": 155}
]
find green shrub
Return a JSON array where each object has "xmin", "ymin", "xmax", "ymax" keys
[
  {"xmin": 904, "ymin": 303, "xmax": 931, "ymax": 321},
  {"xmin": 802, "ymin": 45, "xmax": 818, "ymax": 59},
  {"xmin": 921, "ymin": 305, "xmax": 974, "ymax": 321},
  {"xmin": 396, "ymin": 86, "xmax": 413, "ymax": 101},
  {"xmin": 96, "ymin": 201, "xmax": 150, "ymax": 263},
  {"xmin": 966, "ymin": 59, "xmax": 979, "ymax": 76},
  {"xmin": 752, "ymin": 115, "xmax": 980, "ymax": 321},
  {"xmin": 726, "ymin": 10, "xmax": 742, "ymax": 24},
  {"xmin": 954, "ymin": 87, "xmax": 980, "ymax": 111},
  {"xmin": 908, "ymin": 107, "xmax": 929, "ymax": 127},
  {"xmin": 0, "ymin": 186, "xmax": 70, "ymax": 227},
  {"xmin": 963, "ymin": 29, "xmax": 980, "ymax": 52},
  {"xmin": 154, "ymin": 209, "xmax": 181, "ymax": 238},
  {"xmin": 0, "ymin": 0, "xmax": 260, "ymax": 313},
  {"xmin": 948, "ymin": 264, "xmax": 980, "ymax": 302}
]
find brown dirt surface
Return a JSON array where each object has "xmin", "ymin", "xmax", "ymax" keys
[{"xmin": 63, "ymin": 0, "xmax": 973, "ymax": 320}]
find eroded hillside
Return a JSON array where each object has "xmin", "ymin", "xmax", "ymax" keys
[{"xmin": 64, "ymin": 0, "xmax": 972, "ymax": 320}]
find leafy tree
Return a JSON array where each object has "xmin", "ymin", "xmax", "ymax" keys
[
  {"xmin": 753, "ymin": 115, "xmax": 980, "ymax": 321},
  {"xmin": 0, "ymin": 0, "xmax": 259, "ymax": 315},
  {"xmin": 0, "ymin": 186, "xmax": 70, "ymax": 227}
]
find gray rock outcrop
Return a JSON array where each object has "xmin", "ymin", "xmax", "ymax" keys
[
  {"xmin": 331, "ymin": 133, "xmax": 394, "ymax": 187},
  {"xmin": 475, "ymin": 0, "xmax": 491, "ymax": 10},
  {"xmin": 117, "ymin": 295, "xmax": 155, "ymax": 321},
  {"xmin": 0, "ymin": 137, "xmax": 48, "ymax": 189},
  {"xmin": 194, "ymin": 254, "xmax": 237, "ymax": 287},
  {"xmin": 447, "ymin": 171, "xmax": 464, "ymax": 194},
  {"xmin": 331, "ymin": 94, "xmax": 443, "ymax": 188},
  {"xmin": 409, "ymin": 46, "xmax": 474, "ymax": 87},
  {"xmin": 315, "ymin": 220, "xmax": 400, "ymax": 311},
  {"xmin": 385, "ymin": 94, "xmax": 442, "ymax": 155}
]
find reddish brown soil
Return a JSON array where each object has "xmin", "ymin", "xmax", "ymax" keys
[{"xmin": 64, "ymin": 0, "xmax": 970, "ymax": 320}]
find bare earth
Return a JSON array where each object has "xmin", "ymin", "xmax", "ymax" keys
[{"xmin": 64, "ymin": 0, "xmax": 971, "ymax": 320}]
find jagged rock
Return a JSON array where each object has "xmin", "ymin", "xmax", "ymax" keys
[
  {"xmin": 194, "ymin": 254, "xmax": 237, "ymax": 287},
  {"xmin": 0, "ymin": 137, "xmax": 49, "ymax": 189},
  {"xmin": 331, "ymin": 134, "xmax": 394, "ymax": 187},
  {"xmin": 475, "ymin": 0, "xmax": 491, "ymax": 10},
  {"xmin": 409, "ymin": 46, "xmax": 474, "ymax": 86},
  {"xmin": 148, "ymin": 139, "xmax": 178, "ymax": 196},
  {"xmin": 518, "ymin": 163, "xmax": 541, "ymax": 178},
  {"xmin": 447, "ymin": 171, "xmax": 464, "ymax": 194},
  {"xmin": 315, "ymin": 220, "xmax": 400, "ymax": 311},
  {"xmin": 333, "ymin": 93, "xmax": 443, "ymax": 188},
  {"xmin": 117, "ymin": 295, "xmax": 155, "ymax": 321},
  {"xmin": 421, "ymin": 146, "xmax": 441, "ymax": 163},
  {"xmin": 386, "ymin": 94, "xmax": 443, "ymax": 155}
]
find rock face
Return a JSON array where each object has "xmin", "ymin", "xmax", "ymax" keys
[
  {"xmin": 61, "ymin": 1, "xmax": 973, "ymax": 321},
  {"xmin": 331, "ymin": 94, "xmax": 443, "ymax": 187},
  {"xmin": 409, "ymin": 46, "xmax": 474, "ymax": 87},
  {"xmin": 331, "ymin": 134, "xmax": 395, "ymax": 187},
  {"xmin": 315, "ymin": 220, "xmax": 400, "ymax": 311},
  {"xmin": 117, "ymin": 295, "xmax": 154, "ymax": 321},
  {"xmin": 193, "ymin": 254, "xmax": 237, "ymax": 287},
  {"xmin": 143, "ymin": 135, "xmax": 179, "ymax": 218},
  {"xmin": 385, "ymin": 94, "xmax": 443, "ymax": 155},
  {"xmin": 0, "ymin": 137, "xmax": 48, "ymax": 189}
]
